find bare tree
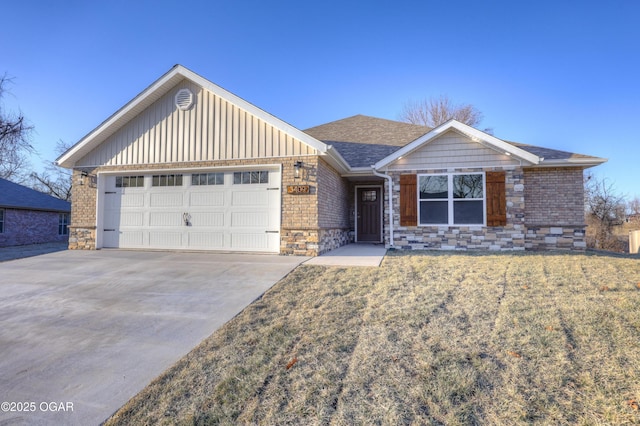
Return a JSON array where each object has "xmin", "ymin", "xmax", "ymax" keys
[
  {"xmin": 584, "ymin": 172, "xmax": 627, "ymax": 250},
  {"xmin": 0, "ymin": 73, "xmax": 34, "ymax": 182},
  {"xmin": 399, "ymin": 95, "xmax": 486, "ymax": 129},
  {"xmin": 30, "ymin": 140, "xmax": 72, "ymax": 201},
  {"xmin": 627, "ymin": 197, "xmax": 640, "ymax": 218}
]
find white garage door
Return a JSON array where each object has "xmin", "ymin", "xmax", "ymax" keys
[{"xmin": 101, "ymin": 169, "xmax": 281, "ymax": 252}]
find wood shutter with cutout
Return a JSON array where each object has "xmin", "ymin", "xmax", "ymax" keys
[
  {"xmin": 400, "ymin": 174, "xmax": 417, "ymax": 226},
  {"xmin": 486, "ymin": 171, "xmax": 507, "ymax": 226}
]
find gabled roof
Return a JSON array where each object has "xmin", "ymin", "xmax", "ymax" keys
[
  {"xmin": 375, "ymin": 119, "xmax": 542, "ymax": 169},
  {"xmin": 372, "ymin": 119, "xmax": 606, "ymax": 170},
  {"xmin": 0, "ymin": 178, "xmax": 70, "ymax": 212},
  {"xmin": 57, "ymin": 65, "xmax": 329, "ymax": 168},
  {"xmin": 304, "ymin": 115, "xmax": 430, "ymax": 146}
]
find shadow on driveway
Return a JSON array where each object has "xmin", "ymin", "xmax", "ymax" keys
[{"xmin": 0, "ymin": 242, "xmax": 68, "ymax": 262}]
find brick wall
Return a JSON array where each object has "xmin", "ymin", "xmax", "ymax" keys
[
  {"xmin": 524, "ymin": 167, "xmax": 585, "ymax": 226},
  {"xmin": 69, "ymin": 168, "xmax": 99, "ymax": 249},
  {"xmin": 0, "ymin": 208, "xmax": 68, "ymax": 247}
]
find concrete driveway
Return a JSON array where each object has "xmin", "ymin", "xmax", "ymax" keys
[{"xmin": 0, "ymin": 249, "xmax": 307, "ymax": 426}]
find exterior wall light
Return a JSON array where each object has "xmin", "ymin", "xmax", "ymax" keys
[
  {"xmin": 78, "ymin": 171, "xmax": 88, "ymax": 185},
  {"xmin": 294, "ymin": 161, "xmax": 303, "ymax": 179}
]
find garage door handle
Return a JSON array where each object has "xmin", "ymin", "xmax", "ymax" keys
[{"xmin": 265, "ymin": 231, "xmax": 279, "ymax": 234}]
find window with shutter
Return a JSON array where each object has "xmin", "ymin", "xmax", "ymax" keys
[
  {"xmin": 486, "ymin": 171, "xmax": 507, "ymax": 226},
  {"xmin": 400, "ymin": 174, "xmax": 417, "ymax": 226}
]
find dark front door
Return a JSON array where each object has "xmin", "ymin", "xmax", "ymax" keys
[{"xmin": 357, "ymin": 187, "xmax": 382, "ymax": 242}]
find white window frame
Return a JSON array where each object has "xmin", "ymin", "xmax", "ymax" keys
[{"xmin": 417, "ymin": 172, "xmax": 486, "ymax": 226}]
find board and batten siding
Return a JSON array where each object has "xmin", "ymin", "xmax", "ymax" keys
[
  {"xmin": 385, "ymin": 130, "xmax": 520, "ymax": 171},
  {"xmin": 76, "ymin": 79, "xmax": 317, "ymax": 167}
]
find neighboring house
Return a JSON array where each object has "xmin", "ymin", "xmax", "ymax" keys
[
  {"xmin": 0, "ymin": 178, "xmax": 71, "ymax": 247},
  {"xmin": 56, "ymin": 65, "xmax": 606, "ymax": 255}
]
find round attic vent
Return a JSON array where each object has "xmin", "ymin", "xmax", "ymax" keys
[{"xmin": 175, "ymin": 88, "xmax": 194, "ymax": 110}]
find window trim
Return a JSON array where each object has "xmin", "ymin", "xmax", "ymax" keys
[
  {"xmin": 0, "ymin": 208, "xmax": 4, "ymax": 233},
  {"xmin": 417, "ymin": 172, "xmax": 486, "ymax": 226}
]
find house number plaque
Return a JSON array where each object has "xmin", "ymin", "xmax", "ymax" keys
[{"xmin": 287, "ymin": 185, "xmax": 310, "ymax": 194}]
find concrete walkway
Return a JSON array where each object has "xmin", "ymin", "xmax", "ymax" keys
[
  {"xmin": 0, "ymin": 250, "xmax": 307, "ymax": 426},
  {"xmin": 304, "ymin": 243, "xmax": 387, "ymax": 267}
]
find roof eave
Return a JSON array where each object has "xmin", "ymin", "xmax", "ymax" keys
[{"xmin": 532, "ymin": 157, "xmax": 608, "ymax": 169}]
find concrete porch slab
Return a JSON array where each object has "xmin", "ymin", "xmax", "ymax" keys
[{"xmin": 303, "ymin": 243, "xmax": 387, "ymax": 267}]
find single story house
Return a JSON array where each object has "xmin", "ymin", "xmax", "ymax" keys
[
  {"xmin": 57, "ymin": 65, "xmax": 606, "ymax": 255},
  {"xmin": 0, "ymin": 178, "xmax": 71, "ymax": 247}
]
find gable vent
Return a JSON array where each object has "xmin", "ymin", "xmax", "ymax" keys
[{"xmin": 175, "ymin": 88, "xmax": 194, "ymax": 110}]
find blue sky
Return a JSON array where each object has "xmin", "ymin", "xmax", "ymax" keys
[{"xmin": 2, "ymin": 1, "xmax": 639, "ymax": 198}]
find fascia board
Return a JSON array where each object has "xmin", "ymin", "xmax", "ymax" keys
[
  {"xmin": 57, "ymin": 65, "xmax": 327, "ymax": 168},
  {"xmin": 532, "ymin": 157, "xmax": 608, "ymax": 168}
]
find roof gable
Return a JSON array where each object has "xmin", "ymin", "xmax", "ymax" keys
[
  {"xmin": 375, "ymin": 120, "xmax": 541, "ymax": 169},
  {"xmin": 57, "ymin": 65, "xmax": 328, "ymax": 168},
  {"xmin": 0, "ymin": 178, "xmax": 70, "ymax": 212}
]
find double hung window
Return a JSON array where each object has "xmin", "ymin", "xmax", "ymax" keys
[{"xmin": 418, "ymin": 173, "xmax": 485, "ymax": 225}]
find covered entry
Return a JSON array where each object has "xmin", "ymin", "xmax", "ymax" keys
[{"xmin": 99, "ymin": 168, "xmax": 281, "ymax": 252}]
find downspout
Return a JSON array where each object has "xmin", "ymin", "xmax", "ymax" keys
[{"xmin": 371, "ymin": 166, "xmax": 394, "ymax": 248}]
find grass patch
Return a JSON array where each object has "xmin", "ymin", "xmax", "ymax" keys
[{"xmin": 106, "ymin": 252, "xmax": 640, "ymax": 425}]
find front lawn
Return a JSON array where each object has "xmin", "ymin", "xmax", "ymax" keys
[{"xmin": 106, "ymin": 252, "xmax": 640, "ymax": 425}]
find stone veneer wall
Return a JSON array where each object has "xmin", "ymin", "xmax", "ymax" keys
[
  {"xmin": 389, "ymin": 168, "xmax": 527, "ymax": 250},
  {"xmin": 387, "ymin": 167, "xmax": 587, "ymax": 251},
  {"xmin": 0, "ymin": 209, "xmax": 69, "ymax": 247}
]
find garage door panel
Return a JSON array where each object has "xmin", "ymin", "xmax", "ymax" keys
[
  {"xmin": 120, "ymin": 231, "xmax": 144, "ymax": 246},
  {"xmin": 150, "ymin": 192, "xmax": 183, "ymax": 207},
  {"xmin": 188, "ymin": 232, "xmax": 224, "ymax": 248},
  {"xmin": 149, "ymin": 212, "xmax": 183, "ymax": 227},
  {"xmin": 121, "ymin": 212, "xmax": 144, "ymax": 227},
  {"xmin": 232, "ymin": 191, "xmax": 268, "ymax": 206},
  {"xmin": 149, "ymin": 231, "xmax": 182, "ymax": 247},
  {"xmin": 121, "ymin": 193, "xmax": 145, "ymax": 207},
  {"xmin": 231, "ymin": 211, "xmax": 269, "ymax": 227},
  {"xmin": 231, "ymin": 233, "xmax": 269, "ymax": 250},
  {"xmin": 190, "ymin": 192, "xmax": 224, "ymax": 206},
  {"xmin": 190, "ymin": 212, "xmax": 225, "ymax": 227}
]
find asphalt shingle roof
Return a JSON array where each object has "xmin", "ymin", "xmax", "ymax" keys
[
  {"xmin": 0, "ymin": 178, "xmax": 71, "ymax": 212},
  {"xmin": 325, "ymin": 141, "xmax": 401, "ymax": 168},
  {"xmin": 305, "ymin": 115, "xmax": 604, "ymax": 168},
  {"xmin": 304, "ymin": 115, "xmax": 431, "ymax": 147}
]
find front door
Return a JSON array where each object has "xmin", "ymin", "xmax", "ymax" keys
[{"xmin": 357, "ymin": 187, "xmax": 382, "ymax": 242}]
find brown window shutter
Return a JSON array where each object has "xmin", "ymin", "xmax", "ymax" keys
[
  {"xmin": 400, "ymin": 174, "xmax": 417, "ymax": 226},
  {"xmin": 486, "ymin": 171, "xmax": 507, "ymax": 226}
]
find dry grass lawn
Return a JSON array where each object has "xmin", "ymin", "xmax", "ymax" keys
[{"xmin": 106, "ymin": 252, "xmax": 640, "ymax": 425}]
